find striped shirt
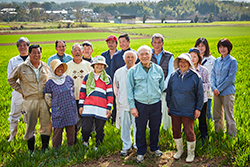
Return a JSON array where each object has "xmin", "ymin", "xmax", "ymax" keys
[{"xmin": 79, "ymin": 73, "xmax": 114, "ymax": 120}]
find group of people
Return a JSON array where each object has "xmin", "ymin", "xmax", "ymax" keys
[{"xmin": 7, "ymin": 33, "xmax": 238, "ymax": 163}]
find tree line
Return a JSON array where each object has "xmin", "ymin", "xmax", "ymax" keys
[{"xmin": 0, "ymin": 0, "xmax": 249, "ymax": 22}]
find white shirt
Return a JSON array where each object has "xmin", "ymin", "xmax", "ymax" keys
[
  {"xmin": 7, "ymin": 55, "xmax": 27, "ymax": 96},
  {"xmin": 7, "ymin": 55, "xmax": 26, "ymax": 76},
  {"xmin": 202, "ymin": 55, "xmax": 216, "ymax": 99},
  {"xmin": 113, "ymin": 65, "xmax": 130, "ymax": 111}
]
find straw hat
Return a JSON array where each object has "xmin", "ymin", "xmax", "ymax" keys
[
  {"xmin": 91, "ymin": 56, "xmax": 108, "ymax": 69},
  {"xmin": 173, "ymin": 53, "xmax": 194, "ymax": 70},
  {"xmin": 50, "ymin": 59, "xmax": 68, "ymax": 74}
]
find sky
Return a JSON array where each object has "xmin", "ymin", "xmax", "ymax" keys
[
  {"xmin": 1, "ymin": 0, "xmax": 250, "ymax": 4},
  {"xmin": 51, "ymin": 0, "xmax": 250, "ymax": 3}
]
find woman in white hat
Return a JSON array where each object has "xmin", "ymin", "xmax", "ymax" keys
[
  {"xmin": 79, "ymin": 56, "xmax": 113, "ymax": 150},
  {"xmin": 43, "ymin": 59, "xmax": 78, "ymax": 148},
  {"xmin": 166, "ymin": 53, "xmax": 204, "ymax": 163}
]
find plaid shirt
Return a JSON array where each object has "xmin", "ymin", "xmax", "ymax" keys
[
  {"xmin": 43, "ymin": 75, "xmax": 78, "ymax": 128},
  {"xmin": 196, "ymin": 64, "xmax": 210, "ymax": 103}
]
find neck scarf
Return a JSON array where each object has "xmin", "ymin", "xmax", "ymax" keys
[
  {"xmin": 49, "ymin": 72, "xmax": 66, "ymax": 85},
  {"xmin": 86, "ymin": 70, "xmax": 109, "ymax": 97}
]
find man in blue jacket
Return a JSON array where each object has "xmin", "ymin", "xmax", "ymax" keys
[
  {"xmin": 127, "ymin": 45, "xmax": 164, "ymax": 163},
  {"xmin": 101, "ymin": 35, "xmax": 118, "ymax": 77},
  {"xmin": 47, "ymin": 40, "xmax": 72, "ymax": 67}
]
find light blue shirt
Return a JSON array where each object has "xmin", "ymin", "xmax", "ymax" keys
[
  {"xmin": 152, "ymin": 49, "xmax": 163, "ymax": 65},
  {"xmin": 211, "ymin": 54, "xmax": 237, "ymax": 96},
  {"xmin": 127, "ymin": 62, "xmax": 164, "ymax": 109},
  {"xmin": 47, "ymin": 53, "xmax": 73, "ymax": 67}
]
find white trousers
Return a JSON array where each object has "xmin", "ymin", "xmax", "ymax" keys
[
  {"xmin": 161, "ymin": 92, "xmax": 171, "ymax": 131},
  {"xmin": 8, "ymin": 90, "xmax": 23, "ymax": 123},
  {"xmin": 120, "ymin": 109, "xmax": 137, "ymax": 150}
]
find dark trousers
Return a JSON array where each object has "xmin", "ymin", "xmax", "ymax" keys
[
  {"xmin": 53, "ymin": 125, "xmax": 75, "ymax": 148},
  {"xmin": 75, "ymin": 100, "xmax": 82, "ymax": 143},
  {"xmin": 111, "ymin": 96, "xmax": 117, "ymax": 124},
  {"xmin": 135, "ymin": 100, "xmax": 162, "ymax": 155},
  {"xmin": 82, "ymin": 117, "xmax": 106, "ymax": 147},
  {"xmin": 198, "ymin": 102, "xmax": 208, "ymax": 138}
]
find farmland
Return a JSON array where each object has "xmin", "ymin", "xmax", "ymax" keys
[{"xmin": 0, "ymin": 22, "xmax": 250, "ymax": 166}]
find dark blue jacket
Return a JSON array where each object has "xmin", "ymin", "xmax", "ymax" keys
[
  {"xmin": 101, "ymin": 49, "xmax": 118, "ymax": 77},
  {"xmin": 166, "ymin": 69, "xmax": 204, "ymax": 120},
  {"xmin": 110, "ymin": 47, "xmax": 139, "ymax": 79}
]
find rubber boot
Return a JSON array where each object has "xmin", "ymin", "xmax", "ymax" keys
[
  {"xmin": 186, "ymin": 141, "xmax": 196, "ymax": 163},
  {"xmin": 41, "ymin": 135, "xmax": 50, "ymax": 151},
  {"xmin": 173, "ymin": 138, "xmax": 184, "ymax": 159},
  {"xmin": 8, "ymin": 123, "xmax": 18, "ymax": 142},
  {"xmin": 27, "ymin": 136, "xmax": 35, "ymax": 154}
]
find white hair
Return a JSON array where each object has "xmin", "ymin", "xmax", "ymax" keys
[
  {"xmin": 123, "ymin": 50, "xmax": 138, "ymax": 61},
  {"xmin": 137, "ymin": 45, "xmax": 152, "ymax": 55},
  {"xmin": 151, "ymin": 33, "xmax": 164, "ymax": 42},
  {"xmin": 72, "ymin": 43, "xmax": 83, "ymax": 52}
]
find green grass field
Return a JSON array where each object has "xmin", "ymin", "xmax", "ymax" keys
[
  {"xmin": 0, "ymin": 24, "xmax": 249, "ymax": 166},
  {"xmin": 1, "ymin": 21, "xmax": 250, "ymax": 31}
]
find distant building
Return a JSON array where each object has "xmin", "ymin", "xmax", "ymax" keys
[
  {"xmin": 45, "ymin": 9, "xmax": 68, "ymax": 15},
  {"xmin": 0, "ymin": 8, "xmax": 17, "ymax": 15},
  {"xmin": 164, "ymin": 20, "xmax": 191, "ymax": 23},
  {"xmin": 114, "ymin": 15, "xmax": 136, "ymax": 24},
  {"xmin": 81, "ymin": 8, "xmax": 93, "ymax": 14}
]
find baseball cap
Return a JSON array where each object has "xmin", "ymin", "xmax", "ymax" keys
[{"xmin": 105, "ymin": 35, "xmax": 118, "ymax": 42}]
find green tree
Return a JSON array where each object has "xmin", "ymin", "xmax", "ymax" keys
[
  {"xmin": 208, "ymin": 13, "xmax": 214, "ymax": 22},
  {"xmin": 194, "ymin": 15, "xmax": 199, "ymax": 23},
  {"xmin": 142, "ymin": 14, "xmax": 148, "ymax": 23},
  {"xmin": 74, "ymin": 7, "xmax": 82, "ymax": 22}
]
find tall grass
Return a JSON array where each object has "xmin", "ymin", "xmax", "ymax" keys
[{"xmin": 0, "ymin": 26, "xmax": 249, "ymax": 166}]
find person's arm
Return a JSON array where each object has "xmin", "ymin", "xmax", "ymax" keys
[
  {"xmin": 110, "ymin": 55, "xmax": 116, "ymax": 79},
  {"xmin": 210, "ymin": 60, "xmax": 217, "ymax": 91},
  {"xmin": 7, "ymin": 59, "xmax": 13, "ymax": 77},
  {"xmin": 164, "ymin": 56, "xmax": 174, "ymax": 90},
  {"xmin": 159, "ymin": 67, "xmax": 165, "ymax": 93},
  {"xmin": 113, "ymin": 71, "xmax": 119, "ymax": 97},
  {"xmin": 106, "ymin": 77, "xmax": 114, "ymax": 110},
  {"xmin": 106, "ymin": 77, "xmax": 113, "ymax": 118},
  {"xmin": 8, "ymin": 65, "xmax": 22, "ymax": 95},
  {"xmin": 126, "ymin": 69, "xmax": 136, "ymax": 109},
  {"xmin": 202, "ymin": 67, "xmax": 211, "ymax": 92},
  {"xmin": 195, "ymin": 76, "xmax": 204, "ymax": 111},
  {"xmin": 194, "ymin": 76, "xmax": 204, "ymax": 120},
  {"xmin": 43, "ymin": 80, "xmax": 52, "ymax": 94},
  {"xmin": 166, "ymin": 75, "xmax": 173, "ymax": 108},
  {"xmin": 79, "ymin": 75, "xmax": 88, "ymax": 115},
  {"xmin": 217, "ymin": 59, "xmax": 238, "ymax": 93}
]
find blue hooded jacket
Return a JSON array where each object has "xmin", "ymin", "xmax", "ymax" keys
[{"xmin": 166, "ymin": 69, "xmax": 204, "ymax": 120}]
